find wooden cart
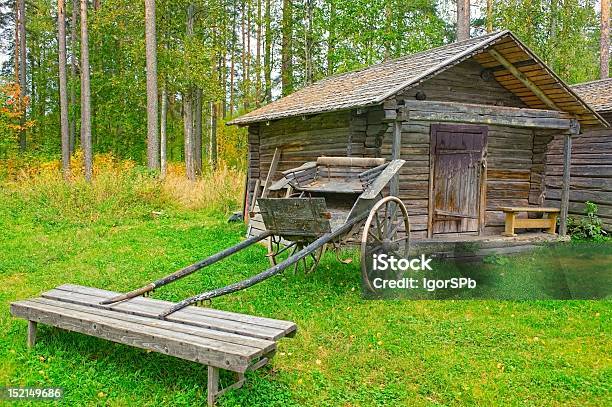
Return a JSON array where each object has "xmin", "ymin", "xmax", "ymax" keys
[{"xmin": 103, "ymin": 156, "xmax": 410, "ymax": 313}]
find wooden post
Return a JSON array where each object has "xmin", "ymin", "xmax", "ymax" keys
[
  {"xmin": 390, "ymin": 120, "xmax": 401, "ymax": 197},
  {"xmin": 559, "ymin": 133, "xmax": 572, "ymax": 236},
  {"xmin": 559, "ymin": 119, "xmax": 578, "ymax": 236},
  {"xmin": 207, "ymin": 365, "xmax": 219, "ymax": 407},
  {"xmin": 503, "ymin": 211, "xmax": 517, "ymax": 237},
  {"xmin": 27, "ymin": 320, "xmax": 37, "ymax": 348}
]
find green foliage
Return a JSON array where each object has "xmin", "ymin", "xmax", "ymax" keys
[
  {"xmin": 0, "ymin": 0, "xmax": 609, "ymax": 168},
  {"xmin": 489, "ymin": 0, "xmax": 601, "ymax": 84},
  {"xmin": 567, "ymin": 201, "xmax": 609, "ymax": 242}
]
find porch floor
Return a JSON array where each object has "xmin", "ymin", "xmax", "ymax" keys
[{"xmin": 411, "ymin": 232, "xmax": 569, "ymax": 259}]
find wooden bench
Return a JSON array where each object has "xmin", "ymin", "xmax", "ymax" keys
[
  {"xmin": 501, "ymin": 206, "xmax": 560, "ymax": 237},
  {"xmin": 10, "ymin": 284, "xmax": 296, "ymax": 406}
]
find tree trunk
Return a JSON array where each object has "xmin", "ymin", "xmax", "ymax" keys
[
  {"xmin": 144, "ymin": 0, "xmax": 160, "ymax": 170},
  {"xmin": 183, "ymin": 90, "xmax": 195, "ymax": 180},
  {"xmin": 240, "ymin": 1, "xmax": 247, "ymax": 110},
  {"xmin": 13, "ymin": 0, "xmax": 19, "ymax": 83},
  {"xmin": 264, "ymin": 0, "xmax": 271, "ymax": 102},
  {"xmin": 184, "ymin": 4, "xmax": 196, "ymax": 181},
  {"xmin": 305, "ymin": 0, "xmax": 313, "ymax": 84},
  {"xmin": 281, "ymin": 0, "xmax": 293, "ymax": 96},
  {"xmin": 17, "ymin": 0, "xmax": 27, "ymax": 152},
  {"xmin": 456, "ymin": 0, "xmax": 470, "ymax": 41},
  {"xmin": 193, "ymin": 87, "xmax": 202, "ymax": 176},
  {"xmin": 209, "ymin": 101, "xmax": 217, "ymax": 170},
  {"xmin": 327, "ymin": 0, "xmax": 335, "ymax": 75},
  {"xmin": 229, "ymin": 0, "xmax": 236, "ymax": 115},
  {"xmin": 58, "ymin": 0, "xmax": 71, "ymax": 176},
  {"xmin": 160, "ymin": 82, "xmax": 167, "ymax": 178},
  {"xmin": 601, "ymin": 0, "xmax": 610, "ymax": 79},
  {"xmin": 255, "ymin": 0, "xmax": 261, "ymax": 106},
  {"xmin": 486, "ymin": 0, "xmax": 493, "ymax": 33},
  {"xmin": 245, "ymin": 0, "xmax": 251, "ymax": 109},
  {"xmin": 80, "ymin": 0, "xmax": 93, "ymax": 181},
  {"xmin": 69, "ymin": 0, "xmax": 78, "ymax": 153},
  {"xmin": 384, "ymin": 0, "xmax": 391, "ymax": 59}
]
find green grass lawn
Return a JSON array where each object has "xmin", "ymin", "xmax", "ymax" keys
[{"xmin": 0, "ymin": 176, "xmax": 610, "ymax": 406}]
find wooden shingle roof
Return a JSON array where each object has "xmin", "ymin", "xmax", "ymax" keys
[
  {"xmin": 571, "ymin": 78, "xmax": 612, "ymax": 113},
  {"xmin": 229, "ymin": 30, "xmax": 605, "ymax": 127}
]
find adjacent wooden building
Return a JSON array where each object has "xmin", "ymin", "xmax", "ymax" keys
[
  {"xmin": 545, "ymin": 78, "xmax": 612, "ymax": 231},
  {"xmin": 228, "ymin": 30, "xmax": 607, "ymax": 242}
]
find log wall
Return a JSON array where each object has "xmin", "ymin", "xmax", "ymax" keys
[
  {"xmin": 386, "ymin": 59, "xmax": 543, "ymax": 238},
  {"xmin": 544, "ymin": 112, "xmax": 612, "ymax": 231},
  {"xmin": 380, "ymin": 121, "xmax": 538, "ymax": 238},
  {"xmin": 245, "ymin": 57, "xmax": 574, "ymax": 239}
]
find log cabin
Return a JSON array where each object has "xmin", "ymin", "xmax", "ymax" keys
[
  {"xmin": 545, "ymin": 78, "xmax": 612, "ymax": 231},
  {"xmin": 228, "ymin": 30, "xmax": 608, "ymax": 251}
]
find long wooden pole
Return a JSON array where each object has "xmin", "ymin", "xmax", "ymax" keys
[
  {"xmin": 488, "ymin": 49, "xmax": 561, "ymax": 111},
  {"xmin": 159, "ymin": 214, "xmax": 366, "ymax": 317},
  {"xmin": 100, "ymin": 230, "xmax": 273, "ymax": 304}
]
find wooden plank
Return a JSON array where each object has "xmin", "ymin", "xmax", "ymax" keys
[
  {"xmin": 513, "ymin": 218, "xmax": 556, "ymax": 229},
  {"xmin": 50, "ymin": 285, "xmax": 296, "ymax": 340},
  {"xmin": 261, "ymin": 148, "xmax": 281, "ymax": 198},
  {"xmin": 36, "ymin": 293, "xmax": 275, "ymax": 353},
  {"xmin": 11, "ymin": 299, "xmax": 253, "ymax": 372},
  {"xmin": 500, "ymin": 207, "xmax": 560, "ymax": 213},
  {"xmin": 401, "ymin": 101, "xmax": 571, "ymax": 129},
  {"xmin": 258, "ymin": 197, "xmax": 332, "ymax": 236},
  {"xmin": 58, "ymin": 284, "xmax": 295, "ymax": 331}
]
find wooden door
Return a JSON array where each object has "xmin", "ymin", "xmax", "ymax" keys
[{"xmin": 430, "ymin": 124, "xmax": 487, "ymax": 235}]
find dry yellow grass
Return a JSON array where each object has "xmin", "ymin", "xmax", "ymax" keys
[
  {"xmin": 0, "ymin": 153, "xmax": 244, "ymax": 214},
  {"xmin": 161, "ymin": 162, "xmax": 244, "ymax": 210}
]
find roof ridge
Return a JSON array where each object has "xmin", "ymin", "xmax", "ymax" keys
[
  {"xmin": 308, "ymin": 31, "xmax": 507, "ymax": 87},
  {"xmin": 571, "ymin": 77, "xmax": 612, "ymax": 88}
]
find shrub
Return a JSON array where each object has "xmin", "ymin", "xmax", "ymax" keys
[{"xmin": 567, "ymin": 201, "xmax": 609, "ymax": 242}]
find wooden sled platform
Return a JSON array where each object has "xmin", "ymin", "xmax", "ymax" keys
[{"xmin": 10, "ymin": 284, "xmax": 296, "ymax": 406}]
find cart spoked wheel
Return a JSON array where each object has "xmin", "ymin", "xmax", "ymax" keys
[
  {"xmin": 268, "ymin": 238, "xmax": 327, "ymax": 274},
  {"xmin": 361, "ymin": 196, "xmax": 411, "ymax": 293}
]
